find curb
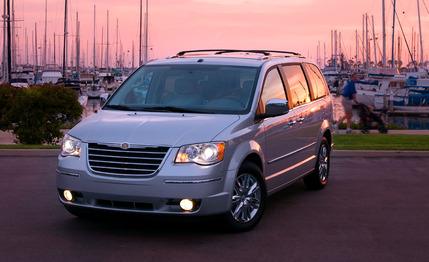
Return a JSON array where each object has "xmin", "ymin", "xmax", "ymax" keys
[
  {"xmin": 0, "ymin": 149, "xmax": 60, "ymax": 157},
  {"xmin": 333, "ymin": 150, "xmax": 429, "ymax": 158}
]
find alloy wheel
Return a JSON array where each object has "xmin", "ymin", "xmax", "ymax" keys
[
  {"xmin": 231, "ymin": 173, "xmax": 261, "ymax": 223},
  {"xmin": 318, "ymin": 144, "xmax": 329, "ymax": 183}
]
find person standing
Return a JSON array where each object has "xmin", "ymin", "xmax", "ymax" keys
[{"xmin": 334, "ymin": 73, "xmax": 359, "ymax": 134}]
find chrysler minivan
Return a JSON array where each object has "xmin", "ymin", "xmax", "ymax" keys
[{"xmin": 57, "ymin": 49, "xmax": 333, "ymax": 231}]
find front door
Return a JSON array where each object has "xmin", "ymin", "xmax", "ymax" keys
[{"xmin": 259, "ymin": 67, "xmax": 305, "ymax": 191}]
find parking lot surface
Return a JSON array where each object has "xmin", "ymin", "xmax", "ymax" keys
[{"xmin": 1, "ymin": 150, "xmax": 428, "ymax": 262}]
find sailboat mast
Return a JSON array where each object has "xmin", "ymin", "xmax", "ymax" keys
[
  {"xmin": 139, "ymin": 0, "xmax": 142, "ymax": 66},
  {"xmin": 106, "ymin": 10, "xmax": 109, "ymax": 70},
  {"xmin": 43, "ymin": 0, "xmax": 47, "ymax": 68},
  {"xmin": 115, "ymin": 18, "xmax": 118, "ymax": 68},
  {"xmin": 355, "ymin": 30, "xmax": 358, "ymax": 64},
  {"xmin": 63, "ymin": 0, "xmax": 68, "ymax": 77},
  {"xmin": 132, "ymin": 40, "xmax": 135, "ymax": 69},
  {"xmin": 6, "ymin": 0, "xmax": 11, "ymax": 82},
  {"xmin": 76, "ymin": 12, "xmax": 80, "ymax": 73},
  {"xmin": 35, "ymin": 23, "xmax": 38, "ymax": 69},
  {"xmin": 372, "ymin": 15, "xmax": 378, "ymax": 66},
  {"xmin": 100, "ymin": 27, "xmax": 104, "ymax": 68},
  {"xmin": 391, "ymin": 0, "xmax": 397, "ymax": 68},
  {"xmin": 365, "ymin": 14, "xmax": 370, "ymax": 67},
  {"xmin": 53, "ymin": 33, "xmax": 56, "ymax": 66},
  {"xmin": 362, "ymin": 15, "xmax": 365, "ymax": 65},
  {"xmin": 25, "ymin": 28, "xmax": 28, "ymax": 65},
  {"xmin": 323, "ymin": 42, "xmax": 326, "ymax": 68},
  {"xmin": 11, "ymin": 0, "xmax": 15, "ymax": 70},
  {"xmin": 93, "ymin": 5, "xmax": 96, "ymax": 68},
  {"xmin": 382, "ymin": 0, "xmax": 387, "ymax": 66},
  {"xmin": 417, "ymin": 0, "xmax": 424, "ymax": 65},
  {"xmin": 144, "ymin": 0, "xmax": 149, "ymax": 63}
]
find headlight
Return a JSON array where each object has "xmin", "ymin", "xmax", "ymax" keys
[
  {"xmin": 61, "ymin": 134, "xmax": 81, "ymax": 157},
  {"xmin": 175, "ymin": 142, "xmax": 225, "ymax": 165}
]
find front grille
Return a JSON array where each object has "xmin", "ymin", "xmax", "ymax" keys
[
  {"xmin": 96, "ymin": 199, "xmax": 153, "ymax": 211},
  {"xmin": 87, "ymin": 143, "xmax": 169, "ymax": 176}
]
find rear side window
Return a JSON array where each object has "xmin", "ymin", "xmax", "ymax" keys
[
  {"xmin": 305, "ymin": 64, "xmax": 329, "ymax": 99},
  {"xmin": 281, "ymin": 65, "xmax": 311, "ymax": 108},
  {"xmin": 258, "ymin": 68, "xmax": 287, "ymax": 114}
]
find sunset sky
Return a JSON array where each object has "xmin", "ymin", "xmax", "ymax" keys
[{"xmin": 9, "ymin": 0, "xmax": 429, "ymax": 67}]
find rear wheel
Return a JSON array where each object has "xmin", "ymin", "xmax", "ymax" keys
[
  {"xmin": 304, "ymin": 137, "xmax": 330, "ymax": 190},
  {"xmin": 224, "ymin": 162, "xmax": 266, "ymax": 232}
]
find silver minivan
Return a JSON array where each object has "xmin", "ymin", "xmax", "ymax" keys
[{"xmin": 57, "ymin": 50, "xmax": 333, "ymax": 231}]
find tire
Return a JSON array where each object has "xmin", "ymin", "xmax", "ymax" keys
[
  {"xmin": 223, "ymin": 162, "xmax": 266, "ymax": 232},
  {"xmin": 304, "ymin": 137, "xmax": 331, "ymax": 190}
]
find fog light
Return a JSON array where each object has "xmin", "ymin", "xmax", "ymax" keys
[
  {"xmin": 63, "ymin": 190, "xmax": 73, "ymax": 201},
  {"xmin": 179, "ymin": 199, "xmax": 194, "ymax": 211}
]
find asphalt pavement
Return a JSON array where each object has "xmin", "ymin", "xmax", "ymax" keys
[{"xmin": 1, "ymin": 150, "xmax": 429, "ymax": 262}]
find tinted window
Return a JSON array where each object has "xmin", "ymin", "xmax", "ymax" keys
[
  {"xmin": 305, "ymin": 64, "xmax": 328, "ymax": 99},
  {"xmin": 259, "ymin": 68, "xmax": 287, "ymax": 113},
  {"xmin": 105, "ymin": 65, "xmax": 259, "ymax": 114},
  {"xmin": 281, "ymin": 65, "xmax": 311, "ymax": 108}
]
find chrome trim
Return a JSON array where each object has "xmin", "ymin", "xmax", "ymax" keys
[
  {"xmin": 88, "ymin": 147, "xmax": 166, "ymax": 154},
  {"xmin": 87, "ymin": 143, "xmax": 171, "ymax": 178},
  {"xmin": 88, "ymin": 153, "xmax": 164, "ymax": 161},
  {"xmin": 268, "ymin": 142, "xmax": 316, "ymax": 164},
  {"xmin": 90, "ymin": 165, "xmax": 156, "ymax": 172},
  {"xmin": 265, "ymin": 155, "xmax": 316, "ymax": 181},
  {"xmin": 164, "ymin": 178, "xmax": 222, "ymax": 184},
  {"xmin": 89, "ymin": 159, "xmax": 160, "ymax": 166}
]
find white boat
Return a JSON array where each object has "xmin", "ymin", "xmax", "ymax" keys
[
  {"xmin": 40, "ymin": 70, "xmax": 63, "ymax": 84},
  {"xmin": 10, "ymin": 78, "xmax": 30, "ymax": 88}
]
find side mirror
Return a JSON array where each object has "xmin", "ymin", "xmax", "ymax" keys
[{"xmin": 263, "ymin": 98, "xmax": 289, "ymax": 118}]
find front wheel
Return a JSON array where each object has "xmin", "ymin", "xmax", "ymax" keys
[
  {"xmin": 224, "ymin": 162, "xmax": 266, "ymax": 232},
  {"xmin": 304, "ymin": 137, "xmax": 331, "ymax": 190}
]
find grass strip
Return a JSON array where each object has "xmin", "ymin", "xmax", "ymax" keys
[{"xmin": 334, "ymin": 134, "xmax": 429, "ymax": 151}]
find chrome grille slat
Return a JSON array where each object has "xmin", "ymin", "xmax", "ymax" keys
[
  {"xmin": 88, "ymin": 153, "xmax": 164, "ymax": 161},
  {"xmin": 90, "ymin": 165, "xmax": 156, "ymax": 172},
  {"xmin": 88, "ymin": 143, "xmax": 169, "ymax": 177},
  {"xmin": 88, "ymin": 147, "xmax": 166, "ymax": 154},
  {"xmin": 89, "ymin": 159, "xmax": 160, "ymax": 166}
]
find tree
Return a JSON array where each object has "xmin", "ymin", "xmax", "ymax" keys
[{"xmin": 6, "ymin": 85, "xmax": 83, "ymax": 144}]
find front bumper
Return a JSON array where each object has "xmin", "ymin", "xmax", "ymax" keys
[{"xmin": 56, "ymin": 144, "xmax": 236, "ymax": 216}]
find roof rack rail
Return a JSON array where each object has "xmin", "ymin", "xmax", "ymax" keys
[{"xmin": 174, "ymin": 49, "xmax": 303, "ymax": 58}]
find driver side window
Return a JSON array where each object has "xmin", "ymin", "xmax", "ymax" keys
[{"xmin": 258, "ymin": 68, "xmax": 287, "ymax": 114}]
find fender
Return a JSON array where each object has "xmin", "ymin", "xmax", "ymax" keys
[{"xmin": 221, "ymin": 139, "xmax": 266, "ymax": 203}]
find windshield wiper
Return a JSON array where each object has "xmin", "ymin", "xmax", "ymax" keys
[
  {"xmin": 142, "ymin": 106, "xmax": 213, "ymax": 114},
  {"xmin": 103, "ymin": 104, "xmax": 137, "ymax": 111}
]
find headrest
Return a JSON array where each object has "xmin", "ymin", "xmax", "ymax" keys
[{"xmin": 174, "ymin": 79, "xmax": 195, "ymax": 95}]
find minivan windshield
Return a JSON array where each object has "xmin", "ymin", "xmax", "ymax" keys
[{"xmin": 104, "ymin": 65, "xmax": 259, "ymax": 114}]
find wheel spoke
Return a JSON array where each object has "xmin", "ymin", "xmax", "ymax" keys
[
  {"xmin": 230, "ymin": 173, "xmax": 262, "ymax": 223},
  {"xmin": 247, "ymin": 182, "xmax": 259, "ymax": 196},
  {"xmin": 233, "ymin": 202, "xmax": 244, "ymax": 219},
  {"xmin": 318, "ymin": 145, "xmax": 329, "ymax": 182}
]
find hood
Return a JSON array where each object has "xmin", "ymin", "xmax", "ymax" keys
[{"xmin": 69, "ymin": 110, "xmax": 240, "ymax": 147}]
